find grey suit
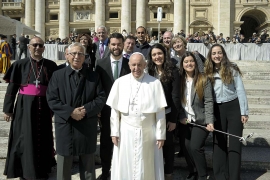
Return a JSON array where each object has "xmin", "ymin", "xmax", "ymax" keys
[
  {"xmin": 182, "ymin": 78, "xmax": 214, "ymax": 178},
  {"xmin": 93, "ymin": 40, "xmax": 110, "ymax": 67},
  {"xmin": 189, "ymin": 78, "xmax": 214, "ymax": 125}
]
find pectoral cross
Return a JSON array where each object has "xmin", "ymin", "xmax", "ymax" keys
[
  {"xmin": 34, "ymin": 80, "xmax": 40, "ymax": 88},
  {"xmin": 130, "ymin": 100, "xmax": 137, "ymax": 111}
]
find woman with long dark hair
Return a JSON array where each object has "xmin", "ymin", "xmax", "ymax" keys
[
  {"xmin": 76, "ymin": 33, "xmax": 95, "ymax": 70},
  {"xmin": 179, "ymin": 52, "xmax": 214, "ymax": 180},
  {"xmin": 204, "ymin": 44, "xmax": 249, "ymax": 180},
  {"xmin": 147, "ymin": 43, "xmax": 183, "ymax": 180}
]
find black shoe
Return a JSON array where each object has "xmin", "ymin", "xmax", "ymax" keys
[
  {"xmin": 186, "ymin": 172, "xmax": 198, "ymax": 180},
  {"xmin": 97, "ymin": 174, "xmax": 110, "ymax": 180},
  {"xmin": 198, "ymin": 175, "xmax": 211, "ymax": 180}
]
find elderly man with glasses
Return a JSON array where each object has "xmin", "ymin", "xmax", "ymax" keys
[
  {"xmin": 3, "ymin": 37, "xmax": 58, "ymax": 180},
  {"xmin": 47, "ymin": 42, "xmax": 106, "ymax": 180}
]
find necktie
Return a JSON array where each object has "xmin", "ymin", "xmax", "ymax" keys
[
  {"xmin": 113, "ymin": 61, "xmax": 119, "ymax": 80},
  {"xmin": 124, "ymin": 54, "xmax": 130, "ymax": 59},
  {"xmin": 99, "ymin": 42, "xmax": 104, "ymax": 58}
]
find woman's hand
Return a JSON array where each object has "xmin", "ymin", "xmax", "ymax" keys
[
  {"xmin": 180, "ymin": 118, "xmax": 187, "ymax": 125},
  {"xmin": 206, "ymin": 123, "xmax": 214, "ymax": 132},
  {"xmin": 167, "ymin": 122, "xmax": 176, "ymax": 131},
  {"xmin": 241, "ymin": 115, "xmax": 249, "ymax": 124}
]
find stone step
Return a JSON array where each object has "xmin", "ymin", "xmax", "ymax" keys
[
  {"xmin": 243, "ymin": 80, "xmax": 270, "ymax": 85},
  {"xmin": 244, "ymin": 115, "xmax": 270, "ymax": 129},
  {"xmin": 249, "ymin": 104, "xmax": 270, "ymax": 116},
  {"xmin": 174, "ymin": 146, "xmax": 270, "ymax": 172},
  {"xmin": 247, "ymin": 95, "xmax": 270, "ymax": 105}
]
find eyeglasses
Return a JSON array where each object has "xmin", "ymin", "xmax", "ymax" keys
[
  {"xmin": 69, "ymin": 52, "xmax": 85, "ymax": 57},
  {"xmin": 30, "ymin": 43, "xmax": 44, "ymax": 48},
  {"xmin": 80, "ymin": 38, "xmax": 88, "ymax": 41}
]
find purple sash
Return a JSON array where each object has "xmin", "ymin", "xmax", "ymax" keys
[{"xmin": 19, "ymin": 84, "xmax": 47, "ymax": 96}]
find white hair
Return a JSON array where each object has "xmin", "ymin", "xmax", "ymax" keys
[
  {"xmin": 97, "ymin": 25, "xmax": 107, "ymax": 32},
  {"xmin": 68, "ymin": 42, "xmax": 86, "ymax": 54},
  {"xmin": 129, "ymin": 52, "xmax": 146, "ymax": 62}
]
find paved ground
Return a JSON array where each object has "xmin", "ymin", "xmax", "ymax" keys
[{"xmin": 0, "ymin": 157, "xmax": 270, "ymax": 180}]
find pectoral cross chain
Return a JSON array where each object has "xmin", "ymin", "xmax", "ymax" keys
[
  {"xmin": 34, "ymin": 80, "xmax": 40, "ymax": 87},
  {"xmin": 130, "ymin": 100, "xmax": 137, "ymax": 111}
]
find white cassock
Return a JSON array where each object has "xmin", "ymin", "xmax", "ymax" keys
[{"xmin": 106, "ymin": 73, "xmax": 167, "ymax": 180}]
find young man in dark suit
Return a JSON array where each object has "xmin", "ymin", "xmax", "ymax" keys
[
  {"xmin": 95, "ymin": 33, "xmax": 131, "ymax": 180},
  {"xmin": 93, "ymin": 25, "xmax": 110, "ymax": 68}
]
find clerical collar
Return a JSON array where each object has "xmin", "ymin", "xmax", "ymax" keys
[
  {"xmin": 70, "ymin": 66, "xmax": 82, "ymax": 73},
  {"xmin": 30, "ymin": 56, "xmax": 43, "ymax": 62}
]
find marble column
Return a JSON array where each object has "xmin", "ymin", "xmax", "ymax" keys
[
  {"xmin": 95, "ymin": 0, "xmax": 105, "ymax": 31},
  {"xmin": 35, "ymin": 0, "xmax": 45, "ymax": 39},
  {"xmin": 185, "ymin": 0, "xmax": 190, "ymax": 34},
  {"xmin": 0, "ymin": 1, "xmax": 2, "ymax": 15},
  {"xmin": 174, "ymin": 0, "xmax": 185, "ymax": 34},
  {"xmin": 25, "ymin": 0, "xmax": 34, "ymax": 29},
  {"xmin": 59, "ymin": 0, "xmax": 69, "ymax": 39},
  {"xmin": 218, "ymin": 0, "xmax": 233, "ymax": 37},
  {"xmin": 136, "ymin": 0, "xmax": 146, "ymax": 29},
  {"xmin": 121, "ymin": 0, "xmax": 131, "ymax": 33}
]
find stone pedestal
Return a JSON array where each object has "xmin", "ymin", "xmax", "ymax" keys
[
  {"xmin": 59, "ymin": 0, "xmax": 69, "ymax": 39},
  {"xmin": 95, "ymin": 0, "xmax": 105, "ymax": 31},
  {"xmin": 136, "ymin": 0, "xmax": 146, "ymax": 29},
  {"xmin": 121, "ymin": 0, "xmax": 131, "ymax": 33},
  {"xmin": 35, "ymin": 0, "xmax": 45, "ymax": 39}
]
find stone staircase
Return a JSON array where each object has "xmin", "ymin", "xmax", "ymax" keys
[{"xmin": 0, "ymin": 60, "xmax": 269, "ymax": 179}]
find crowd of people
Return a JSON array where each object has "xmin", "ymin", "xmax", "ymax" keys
[{"xmin": 2, "ymin": 25, "xmax": 249, "ymax": 180}]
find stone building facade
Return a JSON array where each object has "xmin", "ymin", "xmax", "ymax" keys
[{"xmin": 1, "ymin": 0, "xmax": 270, "ymax": 40}]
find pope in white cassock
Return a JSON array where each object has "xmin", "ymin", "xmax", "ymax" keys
[{"xmin": 106, "ymin": 52, "xmax": 167, "ymax": 180}]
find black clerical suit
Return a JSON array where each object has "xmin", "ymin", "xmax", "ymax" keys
[
  {"xmin": 46, "ymin": 65, "xmax": 106, "ymax": 180},
  {"xmin": 95, "ymin": 56, "xmax": 131, "ymax": 178}
]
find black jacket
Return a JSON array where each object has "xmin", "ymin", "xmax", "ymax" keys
[{"xmin": 46, "ymin": 65, "xmax": 106, "ymax": 155}]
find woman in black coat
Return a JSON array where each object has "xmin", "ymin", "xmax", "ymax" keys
[{"xmin": 147, "ymin": 43, "xmax": 184, "ymax": 180}]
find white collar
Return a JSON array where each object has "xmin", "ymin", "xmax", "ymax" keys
[
  {"xmin": 70, "ymin": 66, "xmax": 82, "ymax": 72},
  {"xmin": 110, "ymin": 55, "xmax": 123, "ymax": 63}
]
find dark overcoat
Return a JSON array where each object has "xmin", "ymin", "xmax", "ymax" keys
[{"xmin": 46, "ymin": 65, "xmax": 106, "ymax": 156}]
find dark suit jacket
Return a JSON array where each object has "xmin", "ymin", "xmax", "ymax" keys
[
  {"xmin": 19, "ymin": 36, "xmax": 28, "ymax": 49},
  {"xmin": 93, "ymin": 39, "xmax": 110, "ymax": 67},
  {"xmin": 161, "ymin": 68, "xmax": 185, "ymax": 123},
  {"xmin": 95, "ymin": 56, "xmax": 131, "ymax": 117},
  {"xmin": 57, "ymin": 62, "xmax": 67, "ymax": 70},
  {"xmin": 46, "ymin": 65, "xmax": 106, "ymax": 155},
  {"xmin": 188, "ymin": 78, "xmax": 214, "ymax": 125}
]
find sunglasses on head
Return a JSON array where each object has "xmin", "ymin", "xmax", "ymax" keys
[{"xmin": 30, "ymin": 43, "xmax": 44, "ymax": 48}]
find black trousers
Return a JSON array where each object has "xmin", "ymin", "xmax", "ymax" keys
[
  {"xmin": 12, "ymin": 48, "xmax": 16, "ymax": 60},
  {"xmin": 18, "ymin": 47, "xmax": 27, "ymax": 60},
  {"xmin": 182, "ymin": 123, "xmax": 209, "ymax": 178},
  {"xmin": 100, "ymin": 115, "xmax": 113, "ymax": 176},
  {"xmin": 213, "ymin": 98, "xmax": 243, "ymax": 180},
  {"xmin": 163, "ymin": 113, "xmax": 175, "ymax": 174}
]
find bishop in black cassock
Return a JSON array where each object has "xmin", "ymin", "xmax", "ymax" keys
[
  {"xmin": 46, "ymin": 42, "xmax": 106, "ymax": 180},
  {"xmin": 3, "ymin": 37, "xmax": 57, "ymax": 179}
]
